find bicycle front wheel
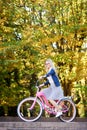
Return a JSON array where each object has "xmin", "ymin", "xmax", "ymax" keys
[
  {"xmin": 17, "ymin": 97, "xmax": 43, "ymax": 122},
  {"xmin": 58, "ymin": 98, "xmax": 76, "ymax": 122}
]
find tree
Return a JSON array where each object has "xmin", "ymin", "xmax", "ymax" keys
[{"xmin": 0, "ymin": 0, "xmax": 87, "ymax": 117}]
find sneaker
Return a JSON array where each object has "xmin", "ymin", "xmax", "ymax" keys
[
  {"xmin": 55, "ymin": 111, "xmax": 62, "ymax": 117},
  {"xmin": 45, "ymin": 105, "xmax": 49, "ymax": 109}
]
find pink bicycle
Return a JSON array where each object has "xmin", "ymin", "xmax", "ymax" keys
[{"xmin": 17, "ymin": 79, "xmax": 76, "ymax": 122}]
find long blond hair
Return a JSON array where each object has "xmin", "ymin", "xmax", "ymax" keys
[{"xmin": 45, "ymin": 59, "xmax": 57, "ymax": 74}]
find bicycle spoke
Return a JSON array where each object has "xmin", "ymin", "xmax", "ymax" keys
[
  {"xmin": 59, "ymin": 99, "xmax": 76, "ymax": 122},
  {"xmin": 17, "ymin": 97, "xmax": 43, "ymax": 122}
]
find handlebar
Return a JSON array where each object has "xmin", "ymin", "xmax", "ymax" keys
[
  {"xmin": 35, "ymin": 76, "xmax": 46, "ymax": 91},
  {"xmin": 35, "ymin": 79, "xmax": 40, "ymax": 87}
]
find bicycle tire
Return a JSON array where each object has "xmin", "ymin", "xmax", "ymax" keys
[
  {"xmin": 58, "ymin": 98, "xmax": 76, "ymax": 122},
  {"xmin": 17, "ymin": 97, "xmax": 43, "ymax": 122}
]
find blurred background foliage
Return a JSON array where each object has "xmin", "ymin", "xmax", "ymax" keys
[{"xmin": 0, "ymin": 0, "xmax": 87, "ymax": 117}]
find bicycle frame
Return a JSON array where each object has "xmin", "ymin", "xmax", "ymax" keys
[
  {"xmin": 29, "ymin": 89, "xmax": 71, "ymax": 116},
  {"xmin": 37, "ymin": 91, "xmax": 56, "ymax": 114},
  {"xmin": 29, "ymin": 90, "xmax": 56, "ymax": 115},
  {"xmin": 37, "ymin": 91, "xmax": 71, "ymax": 112}
]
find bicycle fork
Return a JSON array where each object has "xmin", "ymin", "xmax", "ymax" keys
[{"xmin": 28, "ymin": 97, "xmax": 38, "ymax": 110}]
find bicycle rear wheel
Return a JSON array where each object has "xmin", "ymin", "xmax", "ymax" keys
[
  {"xmin": 17, "ymin": 97, "xmax": 43, "ymax": 122},
  {"xmin": 58, "ymin": 98, "xmax": 76, "ymax": 122}
]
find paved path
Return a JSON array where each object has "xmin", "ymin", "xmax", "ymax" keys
[
  {"xmin": 0, "ymin": 117, "xmax": 87, "ymax": 130},
  {"xmin": 0, "ymin": 121, "xmax": 87, "ymax": 130}
]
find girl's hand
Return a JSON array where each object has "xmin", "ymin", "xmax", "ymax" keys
[
  {"xmin": 39, "ymin": 83, "xmax": 44, "ymax": 88},
  {"xmin": 39, "ymin": 76, "xmax": 43, "ymax": 80},
  {"xmin": 39, "ymin": 75, "xmax": 46, "ymax": 79}
]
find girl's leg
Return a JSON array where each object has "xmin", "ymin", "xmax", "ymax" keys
[
  {"xmin": 49, "ymin": 99, "xmax": 62, "ymax": 117},
  {"xmin": 49, "ymin": 100, "xmax": 62, "ymax": 110}
]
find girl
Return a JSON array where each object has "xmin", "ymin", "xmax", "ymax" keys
[{"xmin": 39, "ymin": 59, "xmax": 64, "ymax": 117}]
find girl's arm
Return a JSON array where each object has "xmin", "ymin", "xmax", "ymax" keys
[
  {"xmin": 39, "ymin": 80, "xmax": 50, "ymax": 88},
  {"xmin": 44, "ymin": 80, "xmax": 50, "ymax": 86}
]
